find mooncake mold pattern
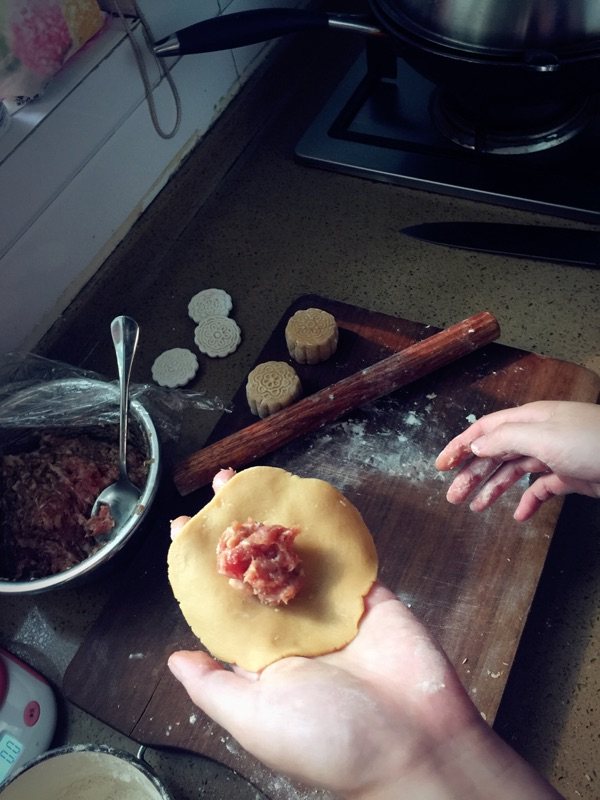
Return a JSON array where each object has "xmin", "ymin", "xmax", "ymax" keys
[
  {"xmin": 152, "ymin": 348, "xmax": 199, "ymax": 387},
  {"xmin": 194, "ymin": 316, "xmax": 241, "ymax": 358},
  {"xmin": 188, "ymin": 288, "xmax": 233, "ymax": 323},
  {"xmin": 285, "ymin": 308, "xmax": 338, "ymax": 364},
  {"xmin": 246, "ymin": 361, "xmax": 302, "ymax": 418}
]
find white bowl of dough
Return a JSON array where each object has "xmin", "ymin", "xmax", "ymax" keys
[{"xmin": 0, "ymin": 745, "xmax": 172, "ymax": 799}]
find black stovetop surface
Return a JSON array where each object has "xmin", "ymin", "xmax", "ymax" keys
[{"xmin": 296, "ymin": 53, "xmax": 600, "ymax": 222}]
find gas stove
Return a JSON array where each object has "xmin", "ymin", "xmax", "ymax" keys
[{"xmin": 296, "ymin": 43, "xmax": 600, "ymax": 222}]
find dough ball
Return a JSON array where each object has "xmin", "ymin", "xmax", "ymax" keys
[{"xmin": 168, "ymin": 466, "xmax": 378, "ymax": 671}]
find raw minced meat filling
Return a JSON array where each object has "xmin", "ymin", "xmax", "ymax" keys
[
  {"xmin": 0, "ymin": 432, "xmax": 148, "ymax": 581},
  {"xmin": 217, "ymin": 518, "xmax": 304, "ymax": 606}
]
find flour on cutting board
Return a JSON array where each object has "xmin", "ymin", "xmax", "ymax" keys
[{"xmin": 293, "ymin": 394, "xmax": 452, "ymax": 493}]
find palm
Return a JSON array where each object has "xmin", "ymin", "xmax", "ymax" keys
[{"xmin": 169, "ymin": 586, "xmax": 479, "ymax": 795}]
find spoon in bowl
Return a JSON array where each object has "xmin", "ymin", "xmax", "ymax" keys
[{"xmin": 91, "ymin": 315, "xmax": 141, "ymax": 528}]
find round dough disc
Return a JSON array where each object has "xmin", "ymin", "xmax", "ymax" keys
[
  {"xmin": 188, "ymin": 288, "xmax": 233, "ymax": 322},
  {"xmin": 194, "ymin": 316, "xmax": 241, "ymax": 358},
  {"xmin": 168, "ymin": 466, "xmax": 378, "ymax": 671},
  {"xmin": 151, "ymin": 347, "xmax": 199, "ymax": 388}
]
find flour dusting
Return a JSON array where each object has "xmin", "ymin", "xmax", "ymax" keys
[
  {"xmin": 416, "ymin": 679, "xmax": 446, "ymax": 695},
  {"xmin": 403, "ymin": 411, "xmax": 422, "ymax": 427},
  {"xmin": 285, "ymin": 395, "xmax": 447, "ymax": 492}
]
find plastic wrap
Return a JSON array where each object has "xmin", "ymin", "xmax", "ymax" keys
[{"xmin": 0, "ymin": 352, "xmax": 228, "ymax": 454}]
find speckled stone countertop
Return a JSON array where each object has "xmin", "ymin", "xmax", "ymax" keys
[{"xmin": 1, "ymin": 26, "xmax": 599, "ymax": 800}]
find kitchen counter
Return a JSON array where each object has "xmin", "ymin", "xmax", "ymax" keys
[{"xmin": 1, "ymin": 24, "xmax": 599, "ymax": 800}]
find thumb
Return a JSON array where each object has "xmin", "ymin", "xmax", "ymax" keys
[
  {"xmin": 470, "ymin": 421, "xmax": 545, "ymax": 461},
  {"xmin": 168, "ymin": 650, "xmax": 259, "ymax": 738}
]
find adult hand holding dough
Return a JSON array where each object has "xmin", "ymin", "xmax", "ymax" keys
[
  {"xmin": 168, "ymin": 579, "xmax": 561, "ymax": 800},
  {"xmin": 168, "ymin": 466, "xmax": 378, "ymax": 671},
  {"xmin": 169, "ymin": 472, "xmax": 561, "ymax": 799}
]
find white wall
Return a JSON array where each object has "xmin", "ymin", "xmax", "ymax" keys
[{"xmin": 0, "ymin": 0, "xmax": 305, "ymax": 353}]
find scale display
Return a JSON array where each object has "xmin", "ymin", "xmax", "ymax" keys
[
  {"xmin": 0, "ymin": 732, "xmax": 24, "ymax": 782},
  {"xmin": 0, "ymin": 649, "xmax": 56, "ymax": 785}
]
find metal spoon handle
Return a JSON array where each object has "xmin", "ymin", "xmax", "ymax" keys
[{"xmin": 111, "ymin": 315, "xmax": 139, "ymax": 479}]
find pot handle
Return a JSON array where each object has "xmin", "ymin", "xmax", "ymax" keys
[{"xmin": 153, "ymin": 8, "xmax": 382, "ymax": 57}]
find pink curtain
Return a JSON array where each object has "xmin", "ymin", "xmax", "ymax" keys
[{"xmin": 0, "ymin": 0, "xmax": 105, "ymax": 102}]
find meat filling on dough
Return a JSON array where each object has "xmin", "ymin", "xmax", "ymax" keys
[
  {"xmin": 168, "ymin": 466, "xmax": 378, "ymax": 671},
  {"xmin": 217, "ymin": 518, "xmax": 304, "ymax": 606}
]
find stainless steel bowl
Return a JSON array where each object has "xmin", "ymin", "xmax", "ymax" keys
[{"xmin": 0, "ymin": 379, "xmax": 161, "ymax": 595}]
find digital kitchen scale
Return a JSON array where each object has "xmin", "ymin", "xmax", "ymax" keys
[{"xmin": 0, "ymin": 648, "xmax": 57, "ymax": 785}]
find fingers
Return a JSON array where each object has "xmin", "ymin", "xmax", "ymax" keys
[
  {"xmin": 468, "ymin": 421, "xmax": 549, "ymax": 463},
  {"xmin": 435, "ymin": 403, "xmax": 551, "ymax": 471},
  {"xmin": 512, "ymin": 473, "xmax": 573, "ymax": 521},
  {"xmin": 168, "ymin": 650, "xmax": 223, "ymax": 684},
  {"xmin": 446, "ymin": 456, "xmax": 567, "ymax": 520},
  {"xmin": 170, "ymin": 515, "xmax": 190, "ymax": 540},
  {"xmin": 171, "ymin": 471, "xmax": 236, "ymax": 541},
  {"xmin": 437, "ymin": 404, "xmax": 561, "ymax": 520},
  {"xmin": 212, "ymin": 467, "xmax": 236, "ymax": 493},
  {"xmin": 445, "ymin": 453, "xmax": 551, "ymax": 517},
  {"xmin": 435, "ymin": 414, "xmax": 510, "ymax": 471},
  {"xmin": 465, "ymin": 457, "xmax": 548, "ymax": 512},
  {"xmin": 435, "ymin": 427, "xmax": 486, "ymax": 472},
  {"xmin": 445, "ymin": 456, "xmax": 505, "ymax": 505},
  {"xmin": 435, "ymin": 420, "xmax": 508, "ymax": 472},
  {"xmin": 364, "ymin": 581, "xmax": 396, "ymax": 611}
]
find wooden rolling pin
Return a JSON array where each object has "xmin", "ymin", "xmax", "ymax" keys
[{"xmin": 174, "ymin": 311, "xmax": 500, "ymax": 495}]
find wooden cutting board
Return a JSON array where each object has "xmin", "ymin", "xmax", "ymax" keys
[{"xmin": 64, "ymin": 295, "xmax": 600, "ymax": 800}]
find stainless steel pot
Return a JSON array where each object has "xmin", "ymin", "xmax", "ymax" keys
[
  {"xmin": 154, "ymin": 2, "xmax": 600, "ymax": 60},
  {"xmin": 153, "ymin": 6, "xmax": 600, "ymax": 107},
  {"xmin": 0, "ymin": 745, "xmax": 173, "ymax": 799},
  {"xmin": 382, "ymin": 0, "xmax": 600, "ymax": 55}
]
